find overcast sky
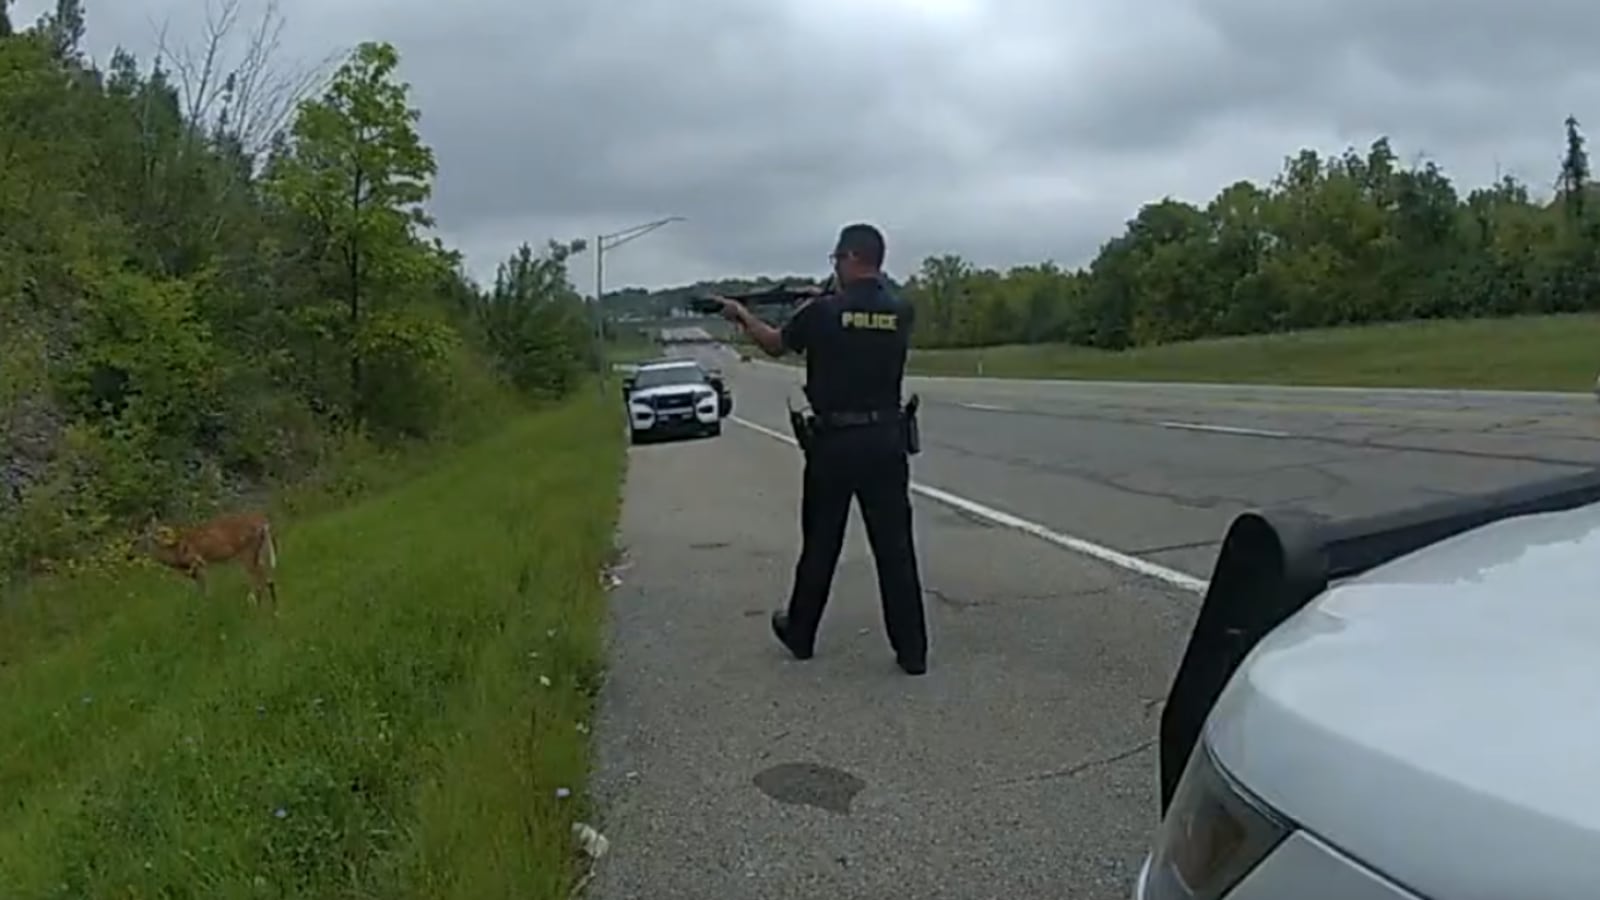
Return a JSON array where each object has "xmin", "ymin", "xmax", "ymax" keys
[{"xmin": 17, "ymin": 0, "xmax": 1600, "ymax": 291}]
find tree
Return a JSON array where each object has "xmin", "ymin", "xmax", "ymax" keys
[
  {"xmin": 265, "ymin": 40, "xmax": 438, "ymax": 429},
  {"xmin": 1561, "ymin": 115, "xmax": 1589, "ymax": 224},
  {"xmin": 905, "ymin": 254, "xmax": 974, "ymax": 347},
  {"xmin": 622, "ymin": 118, "xmax": 1600, "ymax": 352},
  {"xmin": 152, "ymin": 0, "xmax": 337, "ymax": 169},
  {"xmin": 480, "ymin": 241, "xmax": 592, "ymax": 397},
  {"xmin": 37, "ymin": 0, "xmax": 84, "ymax": 62},
  {"xmin": 2, "ymin": 12, "xmax": 590, "ymax": 581}
]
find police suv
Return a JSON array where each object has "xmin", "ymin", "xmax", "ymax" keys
[
  {"xmin": 1138, "ymin": 470, "xmax": 1600, "ymax": 900},
  {"xmin": 622, "ymin": 359, "xmax": 731, "ymax": 444}
]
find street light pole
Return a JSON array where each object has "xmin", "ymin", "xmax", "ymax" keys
[
  {"xmin": 590, "ymin": 215, "xmax": 685, "ymax": 379},
  {"xmin": 594, "ymin": 236, "xmax": 604, "ymax": 370}
]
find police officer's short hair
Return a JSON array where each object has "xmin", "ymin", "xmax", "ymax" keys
[{"xmin": 835, "ymin": 223, "xmax": 886, "ymax": 268}]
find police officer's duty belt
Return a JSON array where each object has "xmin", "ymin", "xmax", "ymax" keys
[{"xmin": 815, "ymin": 408, "xmax": 900, "ymax": 429}]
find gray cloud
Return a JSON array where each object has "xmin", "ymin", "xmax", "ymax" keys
[{"xmin": 19, "ymin": 0, "xmax": 1600, "ymax": 289}]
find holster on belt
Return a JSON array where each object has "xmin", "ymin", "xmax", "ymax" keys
[
  {"xmin": 902, "ymin": 394, "xmax": 921, "ymax": 456},
  {"xmin": 786, "ymin": 399, "xmax": 814, "ymax": 453}
]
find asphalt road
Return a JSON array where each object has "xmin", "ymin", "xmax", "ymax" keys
[
  {"xmin": 712, "ymin": 349, "xmax": 1600, "ymax": 577},
  {"xmin": 590, "ymin": 422, "xmax": 1195, "ymax": 899},
  {"xmin": 590, "ymin": 347, "xmax": 1600, "ymax": 899}
]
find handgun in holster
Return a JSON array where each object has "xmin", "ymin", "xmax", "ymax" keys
[
  {"xmin": 902, "ymin": 394, "xmax": 922, "ymax": 456},
  {"xmin": 786, "ymin": 398, "xmax": 814, "ymax": 454}
]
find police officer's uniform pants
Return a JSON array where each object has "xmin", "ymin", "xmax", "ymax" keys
[{"xmin": 787, "ymin": 420, "xmax": 927, "ymax": 664}]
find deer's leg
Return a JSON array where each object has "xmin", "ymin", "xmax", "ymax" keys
[
  {"xmin": 241, "ymin": 554, "xmax": 265, "ymax": 608},
  {"xmin": 190, "ymin": 564, "xmax": 209, "ymax": 598},
  {"xmin": 255, "ymin": 529, "xmax": 280, "ymax": 617}
]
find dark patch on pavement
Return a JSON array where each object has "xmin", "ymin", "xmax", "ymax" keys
[
  {"xmin": 691, "ymin": 540, "xmax": 731, "ymax": 550},
  {"xmin": 753, "ymin": 762, "xmax": 867, "ymax": 815},
  {"xmin": 742, "ymin": 608, "xmax": 766, "ymax": 618},
  {"xmin": 927, "ymin": 586, "xmax": 989, "ymax": 609}
]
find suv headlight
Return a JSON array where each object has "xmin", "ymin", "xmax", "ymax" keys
[{"xmin": 1142, "ymin": 742, "xmax": 1290, "ymax": 900}]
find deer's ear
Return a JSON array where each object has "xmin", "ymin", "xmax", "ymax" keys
[{"xmin": 154, "ymin": 525, "xmax": 177, "ymax": 543}]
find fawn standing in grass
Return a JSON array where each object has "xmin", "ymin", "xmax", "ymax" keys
[{"xmin": 140, "ymin": 511, "xmax": 279, "ymax": 614}]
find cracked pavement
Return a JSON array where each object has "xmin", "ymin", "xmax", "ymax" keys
[{"xmin": 587, "ymin": 349, "xmax": 1600, "ymax": 899}]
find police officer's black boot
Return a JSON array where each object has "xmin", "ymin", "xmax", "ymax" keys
[{"xmin": 770, "ymin": 611, "xmax": 813, "ymax": 661}]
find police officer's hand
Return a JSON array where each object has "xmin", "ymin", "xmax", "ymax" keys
[{"xmin": 707, "ymin": 295, "xmax": 746, "ymax": 322}]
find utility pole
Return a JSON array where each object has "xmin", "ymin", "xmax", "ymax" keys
[
  {"xmin": 589, "ymin": 216, "xmax": 685, "ymax": 380},
  {"xmin": 593, "ymin": 237, "xmax": 604, "ymax": 376}
]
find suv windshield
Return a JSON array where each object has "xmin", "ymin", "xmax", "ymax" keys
[{"xmin": 634, "ymin": 365, "xmax": 706, "ymax": 390}]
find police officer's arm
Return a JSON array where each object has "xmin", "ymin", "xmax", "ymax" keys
[
  {"xmin": 724, "ymin": 302, "xmax": 787, "ymax": 356},
  {"xmin": 719, "ymin": 296, "xmax": 822, "ymax": 358}
]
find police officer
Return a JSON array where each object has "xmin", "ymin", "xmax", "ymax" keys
[{"xmin": 714, "ymin": 223, "xmax": 928, "ymax": 675}]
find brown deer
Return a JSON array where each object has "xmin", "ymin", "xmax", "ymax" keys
[{"xmin": 139, "ymin": 511, "xmax": 279, "ymax": 614}]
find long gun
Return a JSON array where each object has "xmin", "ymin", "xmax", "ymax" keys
[{"xmin": 686, "ymin": 277, "xmax": 835, "ymax": 316}]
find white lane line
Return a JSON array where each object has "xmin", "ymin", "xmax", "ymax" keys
[
  {"xmin": 1157, "ymin": 420, "xmax": 1291, "ymax": 439},
  {"xmin": 727, "ymin": 416, "xmax": 1209, "ymax": 594},
  {"xmin": 959, "ymin": 402, "xmax": 1015, "ymax": 412}
]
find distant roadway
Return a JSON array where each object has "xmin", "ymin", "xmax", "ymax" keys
[{"xmin": 701, "ymin": 343, "xmax": 1600, "ymax": 581}]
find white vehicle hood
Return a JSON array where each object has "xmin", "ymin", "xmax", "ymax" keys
[
  {"xmin": 629, "ymin": 383, "xmax": 713, "ymax": 401},
  {"xmin": 1206, "ymin": 501, "xmax": 1600, "ymax": 900}
]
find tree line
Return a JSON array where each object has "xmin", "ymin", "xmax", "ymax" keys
[
  {"xmin": 1, "ymin": 0, "xmax": 594, "ymax": 579},
  {"xmin": 613, "ymin": 122, "xmax": 1600, "ymax": 350}
]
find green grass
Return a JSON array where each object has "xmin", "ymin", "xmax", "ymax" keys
[
  {"xmin": 906, "ymin": 314, "xmax": 1600, "ymax": 391},
  {"xmin": 0, "ymin": 388, "xmax": 625, "ymax": 899}
]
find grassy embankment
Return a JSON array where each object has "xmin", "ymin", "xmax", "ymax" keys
[
  {"xmin": 904, "ymin": 314, "xmax": 1600, "ymax": 391},
  {"xmin": 0, "ymin": 388, "xmax": 624, "ymax": 899}
]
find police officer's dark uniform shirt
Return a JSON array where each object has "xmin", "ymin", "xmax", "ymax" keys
[{"xmin": 779, "ymin": 274, "xmax": 912, "ymax": 415}]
